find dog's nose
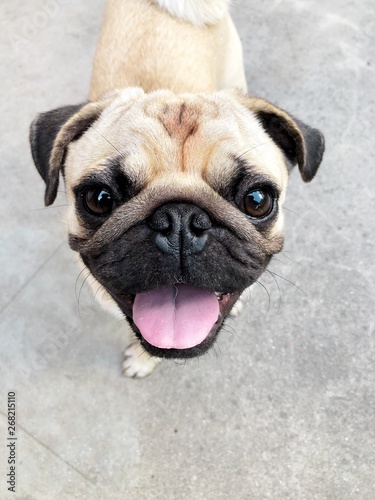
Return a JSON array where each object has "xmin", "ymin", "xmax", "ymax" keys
[{"xmin": 148, "ymin": 202, "xmax": 212, "ymax": 255}]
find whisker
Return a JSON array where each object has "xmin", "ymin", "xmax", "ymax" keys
[
  {"xmin": 236, "ymin": 140, "xmax": 273, "ymax": 160},
  {"xmin": 91, "ymin": 125, "xmax": 125, "ymax": 157},
  {"xmin": 75, "ymin": 266, "xmax": 89, "ymax": 301},
  {"xmin": 171, "ymin": 358, "xmax": 188, "ymax": 367},
  {"xmin": 241, "ymin": 287, "xmax": 252, "ymax": 306},
  {"xmin": 211, "ymin": 343, "xmax": 220, "ymax": 359},
  {"xmin": 31, "ymin": 204, "xmax": 69, "ymax": 211},
  {"xmin": 277, "ymin": 252, "xmax": 301, "ymax": 266},
  {"xmin": 266, "ymin": 269, "xmax": 305, "ymax": 296},
  {"xmin": 283, "ymin": 206, "xmax": 306, "ymax": 220},
  {"xmin": 254, "ymin": 279, "xmax": 271, "ymax": 312},
  {"xmin": 93, "ymin": 283, "xmax": 105, "ymax": 304},
  {"xmin": 222, "ymin": 322, "xmax": 236, "ymax": 338},
  {"xmin": 266, "ymin": 270, "xmax": 282, "ymax": 313},
  {"xmin": 77, "ymin": 271, "xmax": 92, "ymax": 317}
]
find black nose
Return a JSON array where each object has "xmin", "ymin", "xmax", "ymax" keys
[{"xmin": 148, "ymin": 203, "xmax": 212, "ymax": 255}]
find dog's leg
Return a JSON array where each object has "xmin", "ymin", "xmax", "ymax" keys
[
  {"xmin": 122, "ymin": 342, "xmax": 161, "ymax": 378},
  {"xmin": 229, "ymin": 287, "xmax": 252, "ymax": 317},
  {"xmin": 229, "ymin": 298, "xmax": 244, "ymax": 317}
]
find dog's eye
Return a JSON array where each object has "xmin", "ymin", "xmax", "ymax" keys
[
  {"xmin": 83, "ymin": 187, "xmax": 115, "ymax": 216},
  {"xmin": 244, "ymin": 189, "xmax": 274, "ymax": 218}
]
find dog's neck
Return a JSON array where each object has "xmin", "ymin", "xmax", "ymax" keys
[{"xmin": 152, "ymin": 0, "xmax": 230, "ymax": 26}]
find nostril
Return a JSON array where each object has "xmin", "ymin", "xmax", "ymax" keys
[
  {"xmin": 159, "ymin": 227, "xmax": 171, "ymax": 236},
  {"xmin": 190, "ymin": 212, "xmax": 212, "ymax": 236},
  {"xmin": 190, "ymin": 225, "xmax": 205, "ymax": 237},
  {"xmin": 148, "ymin": 211, "xmax": 172, "ymax": 235}
]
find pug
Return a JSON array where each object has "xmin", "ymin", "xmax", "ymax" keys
[{"xmin": 29, "ymin": 0, "xmax": 324, "ymax": 377}]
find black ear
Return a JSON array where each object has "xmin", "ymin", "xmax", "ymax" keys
[
  {"xmin": 233, "ymin": 92, "xmax": 325, "ymax": 182},
  {"xmin": 256, "ymin": 111, "xmax": 325, "ymax": 182},
  {"xmin": 30, "ymin": 104, "xmax": 85, "ymax": 205}
]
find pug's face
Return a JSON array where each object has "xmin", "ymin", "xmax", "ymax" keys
[{"xmin": 30, "ymin": 88, "xmax": 324, "ymax": 358}]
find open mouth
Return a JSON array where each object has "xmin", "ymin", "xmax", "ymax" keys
[{"xmin": 115, "ymin": 284, "xmax": 240, "ymax": 358}]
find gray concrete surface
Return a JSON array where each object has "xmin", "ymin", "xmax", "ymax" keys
[{"xmin": 1, "ymin": 0, "xmax": 374, "ymax": 498}]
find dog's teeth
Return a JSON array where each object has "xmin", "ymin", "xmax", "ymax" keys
[{"xmin": 215, "ymin": 292, "xmax": 224, "ymax": 301}]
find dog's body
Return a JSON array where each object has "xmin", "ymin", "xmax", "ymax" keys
[
  {"xmin": 30, "ymin": 0, "xmax": 324, "ymax": 377},
  {"xmin": 90, "ymin": 0, "xmax": 247, "ymax": 99}
]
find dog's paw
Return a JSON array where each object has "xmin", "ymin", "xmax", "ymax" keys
[
  {"xmin": 230, "ymin": 297, "xmax": 244, "ymax": 317},
  {"xmin": 122, "ymin": 342, "xmax": 161, "ymax": 378}
]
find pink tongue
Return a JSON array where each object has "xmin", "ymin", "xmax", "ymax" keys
[{"xmin": 133, "ymin": 284, "xmax": 220, "ymax": 349}]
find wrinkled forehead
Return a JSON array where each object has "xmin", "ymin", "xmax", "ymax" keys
[
  {"xmin": 67, "ymin": 90, "xmax": 288, "ymax": 190},
  {"xmin": 96, "ymin": 90, "xmax": 269, "ymax": 150}
]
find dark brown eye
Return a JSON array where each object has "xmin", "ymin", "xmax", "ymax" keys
[
  {"xmin": 83, "ymin": 187, "xmax": 115, "ymax": 216},
  {"xmin": 244, "ymin": 190, "xmax": 273, "ymax": 218}
]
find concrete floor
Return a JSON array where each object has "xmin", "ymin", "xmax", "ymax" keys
[{"xmin": 1, "ymin": 0, "xmax": 374, "ymax": 498}]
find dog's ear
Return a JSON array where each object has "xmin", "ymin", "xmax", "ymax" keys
[
  {"xmin": 30, "ymin": 101, "xmax": 109, "ymax": 206},
  {"xmin": 30, "ymin": 104, "xmax": 84, "ymax": 205},
  {"xmin": 234, "ymin": 93, "xmax": 325, "ymax": 182},
  {"xmin": 30, "ymin": 88, "xmax": 143, "ymax": 206}
]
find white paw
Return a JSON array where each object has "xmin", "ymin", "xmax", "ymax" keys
[
  {"xmin": 230, "ymin": 297, "xmax": 244, "ymax": 317},
  {"xmin": 122, "ymin": 342, "xmax": 161, "ymax": 378}
]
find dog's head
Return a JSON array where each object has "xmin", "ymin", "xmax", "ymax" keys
[{"xmin": 30, "ymin": 88, "xmax": 324, "ymax": 358}]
